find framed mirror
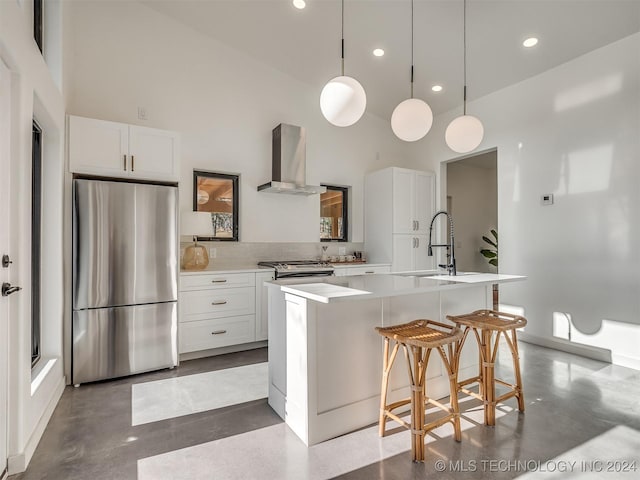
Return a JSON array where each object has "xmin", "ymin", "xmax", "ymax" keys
[
  {"xmin": 193, "ymin": 170, "xmax": 239, "ymax": 241},
  {"xmin": 320, "ymin": 185, "xmax": 348, "ymax": 242}
]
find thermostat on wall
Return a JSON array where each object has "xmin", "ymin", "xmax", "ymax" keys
[{"xmin": 541, "ymin": 194, "xmax": 554, "ymax": 205}]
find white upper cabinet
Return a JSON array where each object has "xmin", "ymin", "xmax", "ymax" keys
[
  {"xmin": 392, "ymin": 168, "xmax": 433, "ymax": 234},
  {"xmin": 365, "ymin": 167, "xmax": 436, "ymax": 272},
  {"xmin": 128, "ymin": 125, "xmax": 180, "ymax": 181},
  {"xmin": 68, "ymin": 115, "xmax": 180, "ymax": 182}
]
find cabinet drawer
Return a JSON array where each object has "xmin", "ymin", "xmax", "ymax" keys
[
  {"xmin": 179, "ymin": 315, "xmax": 255, "ymax": 353},
  {"xmin": 348, "ymin": 266, "xmax": 391, "ymax": 275},
  {"xmin": 180, "ymin": 272, "xmax": 255, "ymax": 291},
  {"xmin": 180, "ymin": 287, "xmax": 255, "ymax": 321}
]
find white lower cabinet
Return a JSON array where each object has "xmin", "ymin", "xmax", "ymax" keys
[
  {"xmin": 333, "ymin": 264, "xmax": 391, "ymax": 277},
  {"xmin": 180, "ymin": 315, "xmax": 255, "ymax": 353},
  {"xmin": 179, "ymin": 270, "xmax": 272, "ymax": 354},
  {"xmin": 392, "ymin": 235, "xmax": 432, "ymax": 272}
]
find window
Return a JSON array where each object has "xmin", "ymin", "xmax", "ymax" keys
[
  {"xmin": 320, "ymin": 185, "xmax": 348, "ymax": 242},
  {"xmin": 193, "ymin": 171, "xmax": 239, "ymax": 241},
  {"xmin": 34, "ymin": 0, "xmax": 43, "ymax": 53},
  {"xmin": 32, "ymin": 120, "xmax": 42, "ymax": 367}
]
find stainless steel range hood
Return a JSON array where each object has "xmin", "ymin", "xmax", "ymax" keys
[{"xmin": 258, "ymin": 124, "xmax": 327, "ymax": 195}]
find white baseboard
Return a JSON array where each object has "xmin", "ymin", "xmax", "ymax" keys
[
  {"xmin": 179, "ymin": 341, "xmax": 267, "ymax": 362},
  {"xmin": 7, "ymin": 375, "xmax": 66, "ymax": 475},
  {"xmin": 519, "ymin": 332, "xmax": 612, "ymax": 363}
]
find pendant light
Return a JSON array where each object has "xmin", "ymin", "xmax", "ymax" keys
[
  {"xmin": 445, "ymin": 0, "xmax": 484, "ymax": 153},
  {"xmin": 320, "ymin": 0, "xmax": 367, "ymax": 127},
  {"xmin": 391, "ymin": 0, "xmax": 433, "ymax": 142}
]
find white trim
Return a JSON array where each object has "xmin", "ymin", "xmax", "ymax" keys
[
  {"xmin": 519, "ymin": 332, "xmax": 612, "ymax": 364},
  {"xmin": 30, "ymin": 358, "xmax": 56, "ymax": 396},
  {"xmin": 7, "ymin": 375, "xmax": 65, "ymax": 475}
]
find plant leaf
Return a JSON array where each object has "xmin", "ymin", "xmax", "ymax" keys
[
  {"xmin": 482, "ymin": 236, "xmax": 497, "ymax": 248},
  {"xmin": 489, "ymin": 258, "xmax": 498, "ymax": 267},
  {"xmin": 481, "ymin": 249, "xmax": 497, "ymax": 258},
  {"xmin": 491, "ymin": 229, "xmax": 498, "ymax": 241}
]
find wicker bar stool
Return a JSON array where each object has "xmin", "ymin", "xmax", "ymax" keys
[
  {"xmin": 447, "ymin": 310, "xmax": 527, "ymax": 426},
  {"xmin": 376, "ymin": 319, "xmax": 463, "ymax": 462}
]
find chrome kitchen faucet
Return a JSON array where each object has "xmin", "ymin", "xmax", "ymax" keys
[{"xmin": 427, "ymin": 210, "xmax": 457, "ymax": 276}]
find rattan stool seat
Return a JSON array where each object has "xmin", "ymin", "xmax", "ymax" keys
[
  {"xmin": 376, "ymin": 319, "xmax": 463, "ymax": 462},
  {"xmin": 376, "ymin": 319, "xmax": 463, "ymax": 348},
  {"xmin": 449, "ymin": 309, "xmax": 527, "ymax": 331}
]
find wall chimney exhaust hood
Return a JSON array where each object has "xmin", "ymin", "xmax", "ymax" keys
[{"xmin": 258, "ymin": 124, "xmax": 327, "ymax": 195}]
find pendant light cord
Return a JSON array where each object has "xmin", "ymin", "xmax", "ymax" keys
[
  {"xmin": 463, "ymin": 0, "xmax": 467, "ymax": 115},
  {"xmin": 341, "ymin": 0, "xmax": 345, "ymax": 76},
  {"xmin": 410, "ymin": 0, "xmax": 414, "ymax": 98}
]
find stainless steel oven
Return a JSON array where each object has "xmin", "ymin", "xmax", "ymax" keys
[{"xmin": 258, "ymin": 260, "xmax": 334, "ymax": 279}]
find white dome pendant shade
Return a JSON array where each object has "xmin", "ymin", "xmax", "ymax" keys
[
  {"xmin": 391, "ymin": 0, "xmax": 433, "ymax": 142},
  {"xmin": 391, "ymin": 98, "xmax": 433, "ymax": 142},
  {"xmin": 445, "ymin": 114, "xmax": 484, "ymax": 153},
  {"xmin": 320, "ymin": 0, "xmax": 366, "ymax": 127},
  {"xmin": 445, "ymin": 0, "xmax": 485, "ymax": 153},
  {"xmin": 320, "ymin": 75, "xmax": 367, "ymax": 127}
]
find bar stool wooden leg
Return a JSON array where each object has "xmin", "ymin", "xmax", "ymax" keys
[
  {"xmin": 482, "ymin": 329, "xmax": 496, "ymax": 426},
  {"xmin": 505, "ymin": 329, "xmax": 525, "ymax": 412},
  {"xmin": 404, "ymin": 344, "xmax": 428, "ymax": 462},
  {"xmin": 379, "ymin": 338, "xmax": 400, "ymax": 437},
  {"xmin": 440, "ymin": 343, "xmax": 462, "ymax": 442}
]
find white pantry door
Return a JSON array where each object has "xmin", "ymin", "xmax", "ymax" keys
[{"xmin": 0, "ymin": 58, "xmax": 11, "ymax": 479}]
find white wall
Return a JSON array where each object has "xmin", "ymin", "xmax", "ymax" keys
[
  {"xmin": 418, "ymin": 33, "xmax": 640, "ymax": 369},
  {"xmin": 0, "ymin": 0, "xmax": 66, "ymax": 474},
  {"xmin": 65, "ymin": 0, "xmax": 414, "ymax": 244},
  {"xmin": 446, "ymin": 157, "xmax": 497, "ymax": 273}
]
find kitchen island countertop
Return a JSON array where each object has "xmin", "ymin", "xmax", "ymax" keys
[{"xmin": 269, "ymin": 272, "xmax": 525, "ymax": 303}]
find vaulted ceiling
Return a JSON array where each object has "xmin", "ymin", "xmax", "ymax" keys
[{"xmin": 143, "ymin": 0, "xmax": 640, "ymax": 120}]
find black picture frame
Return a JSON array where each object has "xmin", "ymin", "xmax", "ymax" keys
[{"xmin": 193, "ymin": 170, "xmax": 239, "ymax": 241}]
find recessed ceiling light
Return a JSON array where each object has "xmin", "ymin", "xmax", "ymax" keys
[
  {"xmin": 373, "ymin": 48, "xmax": 385, "ymax": 57},
  {"xmin": 293, "ymin": 0, "xmax": 306, "ymax": 9},
  {"xmin": 523, "ymin": 37, "xmax": 538, "ymax": 48},
  {"xmin": 431, "ymin": 85, "xmax": 443, "ymax": 92}
]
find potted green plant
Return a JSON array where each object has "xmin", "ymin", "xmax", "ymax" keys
[
  {"xmin": 480, "ymin": 229, "xmax": 498, "ymax": 269},
  {"xmin": 480, "ymin": 229, "xmax": 499, "ymax": 309}
]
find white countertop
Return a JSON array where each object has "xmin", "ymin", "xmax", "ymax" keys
[
  {"xmin": 330, "ymin": 263, "xmax": 391, "ymax": 269},
  {"xmin": 270, "ymin": 273, "xmax": 526, "ymax": 303},
  {"xmin": 180, "ymin": 264, "xmax": 275, "ymax": 275},
  {"xmin": 180, "ymin": 262, "xmax": 390, "ymax": 275}
]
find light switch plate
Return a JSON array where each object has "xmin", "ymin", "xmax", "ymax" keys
[{"xmin": 541, "ymin": 194, "xmax": 554, "ymax": 205}]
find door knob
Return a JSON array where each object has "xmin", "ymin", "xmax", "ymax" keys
[
  {"xmin": 1, "ymin": 282, "xmax": 22, "ymax": 297},
  {"xmin": 2, "ymin": 254, "xmax": 12, "ymax": 268}
]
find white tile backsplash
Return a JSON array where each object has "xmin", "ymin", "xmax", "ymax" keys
[{"xmin": 179, "ymin": 240, "xmax": 364, "ymax": 267}]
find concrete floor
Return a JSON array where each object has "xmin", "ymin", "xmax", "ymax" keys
[{"xmin": 11, "ymin": 342, "xmax": 640, "ymax": 480}]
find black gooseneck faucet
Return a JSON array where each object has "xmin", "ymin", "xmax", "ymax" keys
[{"xmin": 427, "ymin": 210, "xmax": 457, "ymax": 276}]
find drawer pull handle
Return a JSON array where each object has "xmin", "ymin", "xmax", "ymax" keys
[
  {"xmin": 211, "ymin": 279, "xmax": 227, "ymax": 283},
  {"xmin": 365, "ymin": 271, "xmax": 375, "ymax": 274},
  {"xmin": 211, "ymin": 300, "xmax": 228, "ymax": 305},
  {"xmin": 211, "ymin": 330, "xmax": 227, "ymax": 335}
]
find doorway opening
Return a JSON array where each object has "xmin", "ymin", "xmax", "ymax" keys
[{"xmin": 444, "ymin": 149, "xmax": 498, "ymax": 305}]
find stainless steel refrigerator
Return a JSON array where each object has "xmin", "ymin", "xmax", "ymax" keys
[{"xmin": 72, "ymin": 179, "xmax": 178, "ymax": 385}]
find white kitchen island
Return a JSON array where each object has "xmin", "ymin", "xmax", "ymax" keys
[{"xmin": 265, "ymin": 272, "xmax": 526, "ymax": 446}]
